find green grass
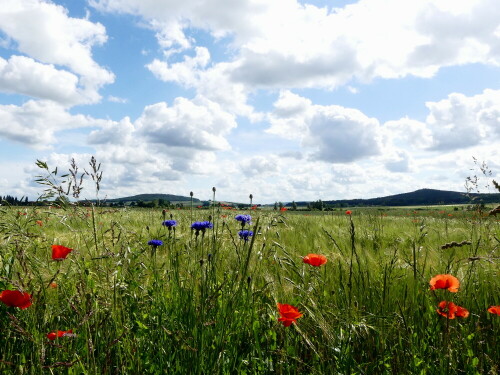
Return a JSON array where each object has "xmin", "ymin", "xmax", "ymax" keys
[{"xmin": 0, "ymin": 205, "xmax": 499, "ymax": 374}]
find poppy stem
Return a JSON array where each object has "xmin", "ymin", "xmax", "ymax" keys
[{"xmin": 347, "ymin": 215, "xmax": 356, "ymax": 309}]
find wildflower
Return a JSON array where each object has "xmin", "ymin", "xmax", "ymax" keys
[
  {"xmin": 191, "ymin": 221, "xmax": 213, "ymax": 231},
  {"xmin": 303, "ymin": 254, "xmax": 327, "ymax": 267},
  {"xmin": 277, "ymin": 303, "xmax": 303, "ymax": 327},
  {"xmin": 429, "ymin": 274, "xmax": 460, "ymax": 293},
  {"xmin": 280, "ymin": 207, "xmax": 287, "ymax": 211},
  {"xmin": 191, "ymin": 221, "xmax": 213, "ymax": 236},
  {"xmin": 49, "ymin": 282, "xmax": 58, "ymax": 289},
  {"xmin": 52, "ymin": 245, "xmax": 73, "ymax": 261},
  {"xmin": 47, "ymin": 329, "xmax": 74, "ymax": 341},
  {"xmin": 235, "ymin": 214, "xmax": 252, "ymax": 225},
  {"xmin": 0, "ymin": 290, "xmax": 32, "ymax": 309},
  {"xmin": 36, "ymin": 220, "xmax": 43, "ymax": 226},
  {"xmin": 487, "ymin": 306, "xmax": 500, "ymax": 315},
  {"xmin": 238, "ymin": 230, "xmax": 254, "ymax": 241},
  {"xmin": 437, "ymin": 301, "xmax": 469, "ymax": 319},
  {"xmin": 148, "ymin": 239, "xmax": 163, "ymax": 247},
  {"xmin": 345, "ymin": 210, "xmax": 352, "ymax": 215},
  {"xmin": 162, "ymin": 220, "xmax": 177, "ymax": 229}
]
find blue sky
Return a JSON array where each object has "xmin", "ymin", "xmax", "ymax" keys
[{"xmin": 0, "ymin": 0, "xmax": 499, "ymax": 203}]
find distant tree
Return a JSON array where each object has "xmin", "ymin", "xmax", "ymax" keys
[
  {"xmin": 274, "ymin": 202, "xmax": 278, "ymax": 211},
  {"xmin": 292, "ymin": 201, "xmax": 297, "ymax": 211}
]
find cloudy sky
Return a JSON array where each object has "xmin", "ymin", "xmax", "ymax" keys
[{"xmin": 0, "ymin": 0, "xmax": 499, "ymax": 203}]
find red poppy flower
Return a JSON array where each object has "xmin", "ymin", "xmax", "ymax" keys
[
  {"xmin": 345, "ymin": 210, "xmax": 352, "ymax": 215},
  {"xmin": 280, "ymin": 207, "xmax": 287, "ymax": 211},
  {"xmin": 36, "ymin": 220, "xmax": 43, "ymax": 226},
  {"xmin": 47, "ymin": 329, "xmax": 73, "ymax": 341},
  {"xmin": 0, "ymin": 290, "xmax": 32, "ymax": 309},
  {"xmin": 437, "ymin": 301, "xmax": 469, "ymax": 319},
  {"xmin": 488, "ymin": 306, "xmax": 500, "ymax": 316},
  {"xmin": 51, "ymin": 245, "xmax": 73, "ymax": 261},
  {"xmin": 277, "ymin": 303, "xmax": 303, "ymax": 327},
  {"xmin": 429, "ymin": 274, "xmax": 460, "ymax": 293},
  {"xmin": 303, "ymin": 254, "xmax": 327, "ymax": 267}
]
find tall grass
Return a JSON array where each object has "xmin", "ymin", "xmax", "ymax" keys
[{"xmin": 0, "ymin": 204, "xmax": 498, "ymax": 374}]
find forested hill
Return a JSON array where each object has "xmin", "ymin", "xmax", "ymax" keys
[
  {"xmin": 106, "ymin": 194, "xmax": 201, "ymax": 203},
  {"xmin": 320, "ymin": 188, "xmax": 500, "ymax": 207}
]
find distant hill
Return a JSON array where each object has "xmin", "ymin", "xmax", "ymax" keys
[
  {"xmin": 295, "ymin": 188, "xmax": 500, "ymax": 207},
  {"xmin": 106, "ymin": 193, "xmax": 201, "ymax": 203}
]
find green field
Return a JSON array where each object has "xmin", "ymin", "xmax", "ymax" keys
[{"xmin": 0, "ymin": 204, "xmax": 499, "ymax": 374}]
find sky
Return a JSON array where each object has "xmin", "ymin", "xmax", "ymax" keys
[{"xmin": 0, "ymin": 0, "xmax": 499, "ymax": 204}]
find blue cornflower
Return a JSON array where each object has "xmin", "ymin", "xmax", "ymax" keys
[
  {"xmin": 235, "ymin": 214, "xmax": 252, "ymax": 224},
  {"xmin": 238, "ymin": 230, "xmax": 254, "ymax": 241},
  {"xmin": 191, "ymin": 221, "xmax": 214, "ymax": 231},
  {"xmin": 162, "ymin": 220, "xmax": 177, "ymax": 228},
  {"xmin": 148, "ymin": 239, "xmax": 163, "ymax": 247}
]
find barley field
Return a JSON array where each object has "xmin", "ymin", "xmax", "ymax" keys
[{"xmin": 0, "ymin": 203, "xmax": 499, "ymax": 374}]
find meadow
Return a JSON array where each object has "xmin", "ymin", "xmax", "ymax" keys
[{"xmin": 0, "ymin": 201, "xmax": 499, "ymax": 374}]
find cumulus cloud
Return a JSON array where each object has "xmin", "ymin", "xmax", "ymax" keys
[
  {"xmin": 0, "ymin": 0, "xmax": 114, "ymax": 104},
  {"xmin": 268, "ymin": 90, "xmax": 381, "ymax": 163},
  {"xmin": 240, "ymin": 155, "xmax": 279, "ymax": 177},
  {"xmin": 425, "ymin": 89, "xmax": 500, "ymax": 150},
  {"xmin": 92, "ymin": 0, "xmax": 500, "ymax": 95},
  {"xmin": 147, "ymin": 47, "xmax": 210, "ymax": 86},
  {"xmin": 87, "ymin": 117, "xmax": 135, "ymax": 145},
  {"xmin": 0, "ymin": 56, "xmax": 82, "ymax": 104},
  {"xmin": 136, "ymin": 97, "xmax": 236, "ymax": 151},
  {"xmin": 305, "ymin": 106, "xmax": 381, "ymax": 163},
  {"xmin": 85, "ymin": 95, "xmax": 238, "ymax": 187},
  {"xmin": 0, "ymin": 100, "xmax": 105, "ymax": 148},
  {"xmin": 382, "ymin": 117, "xmax": 433, "ymax": 149},
  {"xmin": 383, "ymin": 150, "xmax": 413, "ymax": 173}
]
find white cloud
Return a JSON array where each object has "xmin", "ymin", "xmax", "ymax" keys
[
  {"xmin": 383, "ymin": 117, "xmax": 433, "ymax": 149},
  {"xmin": 92, "ymin": 0, "xmax": 500, "ymax": 95},
  {"xmin": 268, "ymin": 90, "xmax": 381, "ymax": 163},
  {"xmin": 0, "ymin": 55, "xmax": 82, "ymax": 105},
  {"xmin": 0, "ymin": 100, "xmax": 105, "ymax": 148},
  {"xmin": 305, "ymin": 106, "xmax": 381, "ymax": 163},
  {"xmin": 147, "ymin": 47, "xmax": 210, "ymax": 86},
  {"xmin": 107, "ymin": 95, "xmax": 128, "ymax": 103},
  {"xmin": 0, "ymin": 0, "xmax": 114, "ymax": 104},
  {"xmin": 383, "ymin": 150, "xmax": 413, "ymax": 173},
  {"xmin": 136, "ymin": 97, "xmax": 236, "ymax": 151},
  {"xmin": 84, "ymin": 95, "xmax": 239, "ymax": 189},
  {"xmin": 426, "ymin": 89, "xmax": 500, "ymax": 150},
  {"xmin": 240, "ymin": 155, "xmax": 279, "ymax": 177}
]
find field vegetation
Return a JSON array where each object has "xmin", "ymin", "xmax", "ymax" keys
[{"xmin": 0, "ymin": 160, "xmax": 499, "ymax": 374}]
